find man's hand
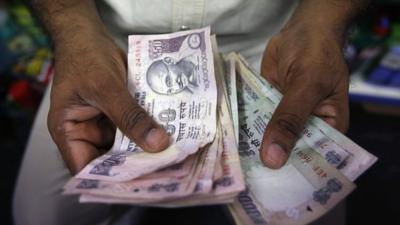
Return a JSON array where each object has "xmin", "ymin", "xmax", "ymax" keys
[
  {"xmin": 33, "ymin": 0, "xmax": 169, "ymax": 174},
  {"xmin": 259, "ymin": 0, "xmax": 368, "ymax": 169}
]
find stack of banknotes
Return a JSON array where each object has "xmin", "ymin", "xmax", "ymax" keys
[{"xmin": 64, "ymin": 27, "xmax": 378, "ymax": 225}]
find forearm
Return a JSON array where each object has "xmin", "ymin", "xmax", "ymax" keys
[
  {"xmin": 31, "ymin": 0, "xmax": 106, "ymax": 45},
  {"xmin": 284, "ymin": 0, "xmax": 370, "ymax": 44}
]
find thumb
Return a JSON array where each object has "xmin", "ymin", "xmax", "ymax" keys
[
  {"xmin": 260, "ymin": 83, "xmax": 320, "ymax": 169},
  {"xmin": 101, "ymin": 89, "xmax": 170, "ymax": 153}
]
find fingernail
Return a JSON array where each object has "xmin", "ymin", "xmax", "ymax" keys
[
  {"xmin": 263, "ymin": 143, "xmax": 287, "ymax": 168},
  {"xmin": 145, "ymin": 128, "xmax": 169, "ymax": 151}
]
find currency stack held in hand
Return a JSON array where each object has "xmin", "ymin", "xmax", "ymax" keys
[{"xmin": 64, "ymin": 27, "xmax": 378, "ymax": 225}]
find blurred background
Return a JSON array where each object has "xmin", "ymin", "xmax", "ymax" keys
[{"xmin": 0, "ymin": 0, "xmax": 400, "ymax": 224}]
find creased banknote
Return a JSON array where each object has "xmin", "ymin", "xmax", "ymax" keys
[
  {"xmin": 228, "ymin": 52, "xmax": 377, "ymax": 225},
  {"xmin": 63, "ymin": 28, "xmax": 377, "ymax": 225},
  {"xmin": 76, "ymin": 27, "xmax": 217, "ymax": 182},
  {"xmin": 223, "ymin": 54, "xmax": 240, "ymax": 143},
  {"xmin": 234, "ymin": 53, "xmax": 377, "ymax": 181}
]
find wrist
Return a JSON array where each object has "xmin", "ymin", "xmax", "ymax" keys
[
  {"xmin": 33, "ymin": 0, "xmax": 107, "ymax": 46},
  {"xmin": 284, "ymin": 0, "xmax": 368, "ymax": 45}
]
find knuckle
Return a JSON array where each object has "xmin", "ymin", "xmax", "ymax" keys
[
  {"xmin": 340, "ymin": 113, "xmax": 349, "ymax": 133},
  {"xmin": 84, "ymin": 70, "xmax": 127, "ymax": 105},
  {"xmin": 287, "ymin": 63, "xmax": 333, "ymax": 96},
  {"xmin": 119, "ymin": 105, "xmax": 149, "ymax": 133},
  {"xmin": 308, "ymin": 79, "xmax": 332, "ymax": 97},
  {"xmin": 47, "ymin": 109, "xmax": 65, "ymax": 141},
  {"xmin": 275, "ymin": 113, "xmax": 303, "ymax": 140},
  {"xmin": 87, "ymin": 72, "xmax": 114, "ymax": 94},
  {"xmin": 47, "ymin": 110, "xmax": 56, "ymax": 133}
]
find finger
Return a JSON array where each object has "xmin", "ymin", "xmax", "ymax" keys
[
  {"xmin": 48, "ymin": 113, "xmax": 108, "ymax": 174},
  {"xmin": 260, "ymin": 38, "xmax": 281, "ymax": 89},
  {"xmin": 62, "ymin": 140, "xmax": 102, "ymax": 174},
  {"xmin": 63, "ymin": 117, "xmax": 115, "ymax": 150},
  {"xmin": 313, "ymin": 100, "xmax": 349, "ymax": 133},
  {"xmin": 260, "ymin": 84, "xmax": 321, "ymax": 169},
  {"xmin": 261, "ymin": 42, "xmax": 277, "ymax": 76},
  {"xmin": 314, "ymin": 103, "xmax": 338, "ymax": 128},
  {"xmin": 101, "ymin": 90, "xmax": 170, "ymax": 153}
]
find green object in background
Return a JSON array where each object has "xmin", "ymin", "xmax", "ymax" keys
[
  {"xmin": 386, "ymin": 23, "xmax": 400, "ymax": 45},
  {"xmin": 0, "ymin": 8, "xmax": 18, "ymax": 41},
  {"xmin": 8, "ymin": 4, "xmax": 49, "ymax": 47},
  {"xmin": 350, "ymin": 26, "xmax": 386, "ymax": 50},
  {"xmin": 0, "ymin": 2, "xmax": 53, "ymax": 76}
]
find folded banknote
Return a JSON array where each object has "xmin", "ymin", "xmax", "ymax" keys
[{"xmin": 64, "ymin": 27, "xmax": 377, "ymax": 225}]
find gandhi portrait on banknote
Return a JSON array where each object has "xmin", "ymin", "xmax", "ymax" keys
[
  {"xmin": 146, "ymin": 56, "xmax": 199, "ymax": 95},
  {"xmin": 146, "ymin": 33, "xmax": 203, "ymax": 95}
]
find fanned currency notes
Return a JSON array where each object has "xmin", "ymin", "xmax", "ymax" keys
[
  {"xmin": 76, "ymin": 27, "xmax": 217, "ymax": 182},
  {"xmin": 65, "ymin": 31, "xmax": 245, "ymax": 206},
  {"xmin": 232, "ymin": 53, "xmax": 377, "ymax": 181},
  {"xmin": 227, "ymin": 53, "xmax": 377, "ymax": 225},
  {"xmin": 64, "ymin": 28, "xmax": 377, "ymax": 225}
]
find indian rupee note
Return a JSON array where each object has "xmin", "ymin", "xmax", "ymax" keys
[
  {"xmin": 232, "ymin": 98, "xmax": 355, "ymax": 225},
  {"xmin": 223, "ymin": 53, "xmax": 241, "ymax": 143},
  {"xmin": 76, "ymin": 27, "xmax": 217, "ymax": 182},
  {"xmin": 233, "ymin": 53, "xmax": 377, "ymax": 180},
  {"xmin": 229, "ymin": 53, "xmax": 376, "ymax": 225},
  {"xmin": 65, "ymin": 153, "xmax": 202, "ymax": 202}
]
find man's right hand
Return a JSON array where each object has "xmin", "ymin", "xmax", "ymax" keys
[{"xmin": 43, "ymin": 1, "xmax": 169, "ymax": 175}]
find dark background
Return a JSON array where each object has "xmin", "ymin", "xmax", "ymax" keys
[{"xmin": 1, "ymin": 1, "xmax": 400, "ymax": 225}]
